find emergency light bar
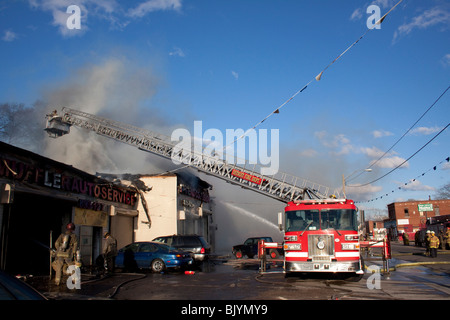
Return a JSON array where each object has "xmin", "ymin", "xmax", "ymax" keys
[{"xmin": 293, "ymin": 199, "xmax": 351, "ymax": 205}]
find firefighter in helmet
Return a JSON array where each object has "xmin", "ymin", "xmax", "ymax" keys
[
  {"xmin": 425, "ymin": 230, "xmax": 432, "ymax": 256},
  {"xmin": 429, "ymin": 231, "xmax": 440, "ymax": 258},
  {"xmin": 445, "ymin": 227, "xmax": 450, "ymax": 250},
  {"xmin": 52, "ymin": 222, "xmax": 80, "ymax": 286},
  {"xmin": 103, "ymin": 232, "xmax": 117, "ymax": 274}
]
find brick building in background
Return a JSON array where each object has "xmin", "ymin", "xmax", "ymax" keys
[{"xmin": 386, "ymin": 199, "xmax": 450, "ymax": 237}]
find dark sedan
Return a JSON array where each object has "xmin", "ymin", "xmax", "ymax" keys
[{"xmin": 115, "ymin": 241, "xmax": 193, "ymax": 273}]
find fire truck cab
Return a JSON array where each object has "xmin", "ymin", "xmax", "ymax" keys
[{"xmin": 280, "ymin": 199, "xmax": 363, "ymax": 277}]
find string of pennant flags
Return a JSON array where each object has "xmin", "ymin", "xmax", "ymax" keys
[
  {"xmin": 355, "ymin": 156, "xmax": 450, "ymax": 204},
  {"xmin": 353, "ymin": 122, "xmax": 450, "ymax": 187},
  {"xmin": 225, "ymin": 0, "xmax": 404, "ymax": 151},
  {"xmin": 348, "ymin": 85, "xmax": 450, "ymax": 184}
]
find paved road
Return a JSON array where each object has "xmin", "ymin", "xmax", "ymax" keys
[
  {"xmin": 29, "ymin": 242, "xmax": 450, "ymax": 301},
  {"xmin": 17, "ymin": 241, "xmax": 448, "ymax": 319}
]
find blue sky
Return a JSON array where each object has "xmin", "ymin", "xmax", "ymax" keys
[{"xmin": 1, "ymin": 0, "xmax": 449, "ymax": 217}]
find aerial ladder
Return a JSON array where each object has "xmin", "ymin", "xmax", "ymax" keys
[{"xmin": 44, "ymin": 107, "xmax": 340, "ymax": 203}]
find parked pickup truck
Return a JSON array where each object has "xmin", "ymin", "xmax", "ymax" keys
[{"xmin": 232, "ymin": 237, "xmax": 283, "ymax": 259}]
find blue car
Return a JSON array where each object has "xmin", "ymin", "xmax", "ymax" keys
[{"xmin": 115, "ymin": 242, "xmax": 193, "ymax": 273}]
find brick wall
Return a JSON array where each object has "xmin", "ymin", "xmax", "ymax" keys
[{"xmin": 387, "ymin": 199, "xmax": 450, "ymax": 232}]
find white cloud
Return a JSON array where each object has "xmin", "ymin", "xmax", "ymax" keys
[
  {"xmin": 29, "ymin": 0, "xmax": 92, "ymax": 37},
  {"xmin": 314, "ymin": 133, "xmax": 409, "ymax": 169},
  {"xmin": 350, "ymin": 0, "xmax": 395, "ymax": 21},
  {"xmin": 410, "ymin": 126, "xmax": 442, "ymax": 135},
  {"xmin": 346, "ymin": 184, "xmax": 383, "ymax": 194},
  {"xmin": 314, "ymin": 130, "xmax": 327, "ymax": 140},
  {"xmin": 334, "ymin": 144, "xmax": 356, "ymax": 156},
  {"xmin": 350, "ymin": 8, "xmax": 362, "ymax": 21},
  {"xmin": 360, "ymin": 146, "xmax": 384, "ymax": 158},
  {"xmin": 393, "ymin": 6, "xmax": 450, "ymax": 42},
  {"xmin": 29, "ymin": 0, "xmax": 182, "ymax": 36},
  {"xmin": 315, "ymin": 131, "xmax": 349, "ymax": 148},
  {"xmin": 394, "ymin": 179, "xmax": 435, "ymax": 192},
  {"xmin": 231, "ymin": 70, "xmax": 239, "ymax": 80},
  {"xmin": 442, "ymin": 53, "xmax": 450, "ymax": 67},
  {"xmin": 373, "ymin": 0, "xmax": 396, "ymax": 9},
  {"xmin": 361, "ymin": 146, "xmax": 408, "ymax": 169},
  {"xmin": 372, "ymin": 129, "xmax": 393, "ymax": 138},
  {"xmin": 370, "ymin": 155, "xmax": 409, "ymax": 169},
  {"xmin": 169, "ymin": 47, "xmax": 185, "ymax": 57},
  {"xmin": 345, "ymin": 183, "xmax": 383, "ymax": 202},
  {"xmin": 2, "ymin": 30, "xmax": 18, "ymax": 42},
  {"xmin": 127, "ymin": 0, "xmax": 182, "ymax": 18},
  {"xmin": 314, "ymin": 131, "xmax": 354, "ymax": 155}
]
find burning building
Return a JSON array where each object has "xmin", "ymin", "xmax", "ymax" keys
[
  {"xmin": 0, "ymin": 141, "xmax": 139, "ymax": 275},
  {"xmin": 100, "ymin": 171, "xmax": 216, "ymax": 252}
]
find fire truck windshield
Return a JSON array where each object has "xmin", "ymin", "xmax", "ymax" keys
[{"xmin": 285, "ymin": 209, "xmax": 357, "ymax": 232}]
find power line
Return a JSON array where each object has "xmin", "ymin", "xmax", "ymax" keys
[
  {"xmin": 224, "ymin": 0, "xmax": 404, "ymax": 152},
  {"xmin": 347, "ymin": 84, "xmax": 450, "ymax": 184},
  {"xmin": 366, "ymin": 85, "xmax": 450, "ymax": 170},
  {"xmin": 356, "ymin": 122, "xmax": 450, "ymax": 187},
  {"xmin": 356, "ymin": 155, "xmax": 450, "ymax": 203}
]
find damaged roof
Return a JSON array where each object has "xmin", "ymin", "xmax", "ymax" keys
[{"xmin": 98, "ymin": 169, "xmax": 212, "ymax": 191}]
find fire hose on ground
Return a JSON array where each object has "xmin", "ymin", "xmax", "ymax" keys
[
  {"xmin": 106, "ymin": 273, "xmax": 147, "ymax": 299},
  {"xmin": 79, "ymin": 272, "xmax": 147, "ymax": 299},
  {"xmin": 365, "ymin": 261, "xmax": 450, "ymax": 273}
]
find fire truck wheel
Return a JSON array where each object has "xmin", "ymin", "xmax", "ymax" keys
[
  {"xmin": 234, "ymin": 250, "xmax": 243, "ymax": 259},
  {"xmin": 151, "ymin": 259, "xmax": 166, "ymax": 273}
]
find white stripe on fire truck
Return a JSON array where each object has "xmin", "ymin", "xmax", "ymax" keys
[
  {"xmin": 335, "ymin": 252, "xmax": 360, "ymax": 258},
  {"xmin": 285, "ymin": 252, "xmax": 308, "ymax": 258},
  {"xmin": 285, "ymin": 252, "xmax": 360, "ymax": 258}
]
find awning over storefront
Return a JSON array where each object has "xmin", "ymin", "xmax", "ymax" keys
[{"xmin": 0, "ymin": 141, "xmax": 139, "ymax": 211}]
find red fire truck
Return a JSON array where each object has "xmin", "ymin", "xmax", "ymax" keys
[{"xmin": 279, "ymin": 198, "xmax": 364, "ymax": 278}]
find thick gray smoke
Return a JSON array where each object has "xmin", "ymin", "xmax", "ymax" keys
[
  {"xmin": 40, "ymin": 57, "xmax": 183, "ymax": 174},
  {"xmin": 24, "ymin": 56, "xmax": 368, "ymax": 254},
  {"xmin": 28, "ymin": 56, "xmax": 285, "ymax": 254}
]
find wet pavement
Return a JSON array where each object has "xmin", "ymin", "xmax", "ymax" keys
[{"xmin": 24, "ymin": 242, "xmax": 450, "ymax": 301}]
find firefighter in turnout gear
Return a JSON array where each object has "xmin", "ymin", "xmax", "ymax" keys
[
  {"xmin": 429, "ymin": 231, "xmax": 440, "ymax": 258},
  {"xmin": 445, "ymin": 227, "xmax": 450, "ymax": 250},
  {"xmin": 403, "ymin": 231, "xmax": 409, "ymax": 246},
  {"xmin": 425, "ymin": 230, "xmax": 432, "ymax": 256},
  {"xmin": 103, "ymin": 232, "xmax": 117, "ymax": 274},
  {"xmin": 438, "ymin": 230, "xmax": 445, "ymax": 249},
  {"xmin": 52, "ymin": 222, "xmax": 79, "ymax": 285}
]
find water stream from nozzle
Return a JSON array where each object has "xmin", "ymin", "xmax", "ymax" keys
[{"xmin": 219, "ymin": 201, "xmax": 281, "ymax": 233}]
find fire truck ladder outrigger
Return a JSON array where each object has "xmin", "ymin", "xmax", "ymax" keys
[{"xmin": 45, "ymin": 107, "xmax": 340, "ymax": 203}]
